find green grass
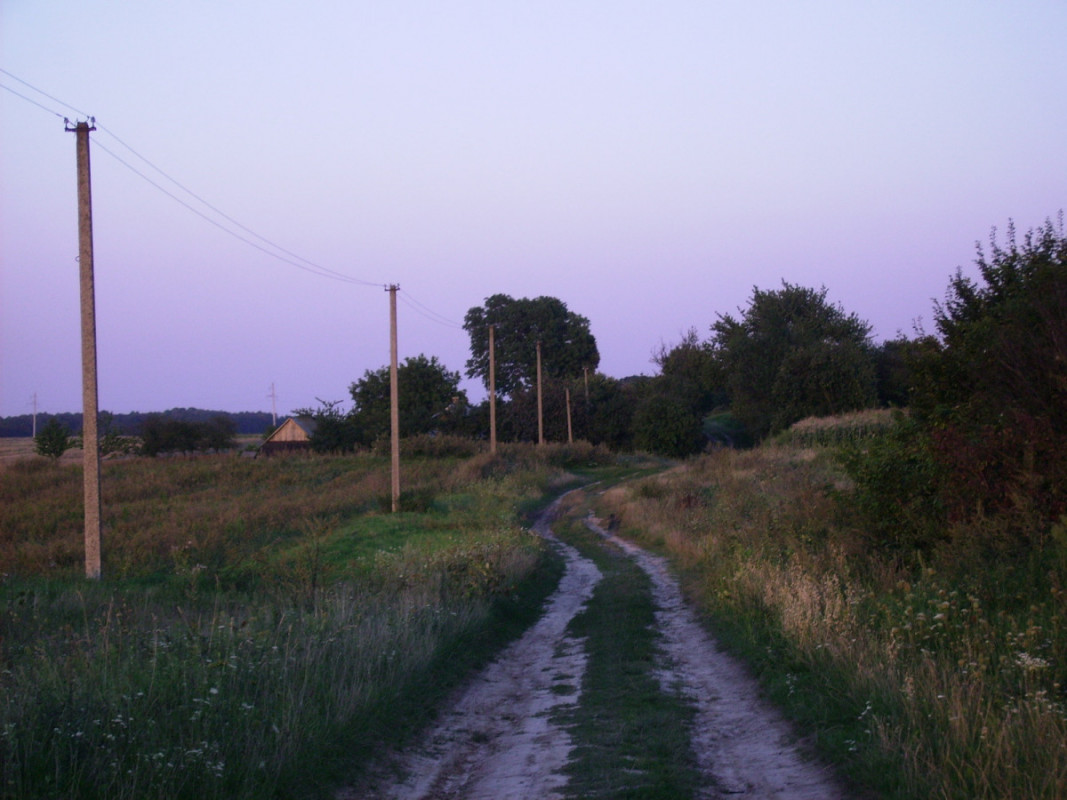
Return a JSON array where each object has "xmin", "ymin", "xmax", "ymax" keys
[
  {"xmin": 0, "ymin": 445, "xmax": 587, "ymax": 799},
  {"xmin": 552, "ymin": 516, "xmax": 700, "ymax": 799}
]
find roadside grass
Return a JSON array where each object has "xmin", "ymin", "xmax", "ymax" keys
[
  {"xmin": 0, "ymin": 445, "xmax": 586, "ymax": 799},
  {"xmin": 552, "ymin": 512, "xmax": 700, "ymax": 799},
  {"xmin": 592, "ymin": 437, "xmax": 1067, "ymax": 799}
]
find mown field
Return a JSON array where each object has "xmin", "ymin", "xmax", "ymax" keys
[{"xmin": 0, "ymin": 439, "xmax": 624, "ymax": 800}]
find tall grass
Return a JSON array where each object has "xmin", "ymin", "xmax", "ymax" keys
[
  {"xmin": 592, "ymin": 440, "xmax": 1067, "ymax": 798},
  {"xmin": 0, "ymin": 446, "xmax": 573, "ymax": 799}
]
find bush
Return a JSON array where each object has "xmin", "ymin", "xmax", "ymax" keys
[
  {"xmin": 836, "ymin": 414, "xmax": 947, "ymax": 552},
  {"xmin": 34, "ymin": 418, "xmax": 73, "ymax": 461}
]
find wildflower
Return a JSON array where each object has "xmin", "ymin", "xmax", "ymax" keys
[{"xmin": 1015, "ymin": 651, "xmax": 1050, "ymax": 671}]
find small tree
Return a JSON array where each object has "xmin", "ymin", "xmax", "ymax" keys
[
  {"xmin": 35, "ymin": 418, "xmax": 73, "ymax": 461},
  {"xmin": 350, "ymin": 354, "xmax": 466, "ymax": 441}
]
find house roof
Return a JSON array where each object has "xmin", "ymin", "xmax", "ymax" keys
[{"xmin": 263, "ymin": 416, "xmax": 318, "ymax": 444}]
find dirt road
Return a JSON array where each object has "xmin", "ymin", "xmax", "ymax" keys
[{"xmin": 341, "ymin": 498, "xmax": 846, "ymax": 799}]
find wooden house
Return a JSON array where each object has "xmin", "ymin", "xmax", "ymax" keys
[{"xmin": 259, "ymin": 417, "xmax": 317, "ymax": 456}]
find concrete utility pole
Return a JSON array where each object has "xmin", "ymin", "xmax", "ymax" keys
[
  {"xmin": 68, "ymin": 118, "xmax": 102, "ymax": 580},
  {"xmin": 269, "ymin": 383, "xmax": 277, "ymax": 427},
  {"xmin": 536, "ymin": 340, "xmax": 544, "ymax": 446},
  {"xmin": 488, "ymin": 324, "xmax": 497, "ymax": 454},
  {"xmin": 387, "ymin": 285, "xmax": 401, "ymax": 512}
]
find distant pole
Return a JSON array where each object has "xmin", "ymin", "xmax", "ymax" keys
[
  {"xmin": 388, "ymin": 285, "xmax": 401, "ymax": 512},
  {"xmin": 566, "ymin": 387, "xmax": 573, "ymax": 444},
  {"xmin": 269, "ymin": 383, "xmax": 277, "ymax": 427},
  {"xmin": 488, "ymin": 324, "xmax": 497, "ymax": 454},
  {"xmin": 68, "ymin": 118, "xmax": 102, "ymax": 580},
  {"xmin": 536, "ymin": 340, "xmax": 544, "ymax": 446}
]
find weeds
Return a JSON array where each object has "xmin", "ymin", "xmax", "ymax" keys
[{"xmin": 592, "ymin": 437, "xmax": 1067, "ymax": 799}]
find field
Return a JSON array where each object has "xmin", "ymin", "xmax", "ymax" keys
[
  {"xmin": 6, "ymin": 424, "xmax": 1066, "ymax": 798},
  {"xmin": 0, "ymin": 440, "xmax": 618, "ymax": 799}
]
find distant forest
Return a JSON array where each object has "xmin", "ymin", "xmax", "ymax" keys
[{"xmin": 0, "ymin": 408, "xmax": 275, "ymax": 438}]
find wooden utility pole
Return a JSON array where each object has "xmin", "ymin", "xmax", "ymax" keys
[
  {"xmin": 387, "ymin": 285, "xmax": 400, "ymax": 512},
  {"xmin": 68, "ymin": 118, "xmax": 102, "ymax": 580},
  {"xmin": 536, "ymin": 340, "xmax": 544, "ymax": 446},
  {"xmin": 488, "ymin": 324, "xmax": 497, "ymax": 454}
]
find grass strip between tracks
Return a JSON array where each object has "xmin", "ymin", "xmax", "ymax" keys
[{"xmin": 553, "ymin": 513, "xmax": 701, "ymax": 800}]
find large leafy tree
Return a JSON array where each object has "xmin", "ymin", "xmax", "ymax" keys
[
  {"xmin": 463, "ymin": 294, "xmax": 599, "ymax": 397},
  {"xmin": 710, "ymin": 282, "xmax": 876, "ymax": 440},
  {"xmin": 350, "ymin": 354, "xmax": 466, "ymax": 441}
]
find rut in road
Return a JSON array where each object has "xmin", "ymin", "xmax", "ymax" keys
[{"xmin": 342, "ymin": 498, "xmax": 847, "ymax": 799}]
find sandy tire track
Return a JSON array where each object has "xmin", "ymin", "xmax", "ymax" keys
[
  {"xmin": 339, "ymin": 498, "xmax": 602, "ymax": 800},
  {"xmin": 585, "ymin": 514, "xmax": 847, "ymax": 799}
]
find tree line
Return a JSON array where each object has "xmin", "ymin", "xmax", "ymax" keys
[{"xmin": 3, "ymin": 408, "xmax": 274, "ymax": 438}]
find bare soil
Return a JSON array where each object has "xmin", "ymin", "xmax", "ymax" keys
[{"xmin": 340, "ymin": 498, "xmax": 848, "ymax": 799}]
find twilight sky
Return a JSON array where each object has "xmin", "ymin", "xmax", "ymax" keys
[{"xmin": 3, "ymin": 2, "xmax": 1066, "ymax": 417}]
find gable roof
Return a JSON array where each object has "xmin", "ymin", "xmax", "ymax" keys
[{"xmin": 263, "ymin": 416, "xmax": 318, "ymax": 444}]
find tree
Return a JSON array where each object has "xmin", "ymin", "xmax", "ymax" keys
[
  {"xmin": 632, "ymin": 393, "xmax": 704, "ymax": 458},
  {"xmin": 710, "ymin": 282, "xmax": 876, "ymax": 440},
  {"xmin": 350, "ymin": 354, "xmax": 466, "ymax": 441},
  {"xmin": 35, "ymin": 418, "xmax": 73, "ymax": 461},
  {"xmin": 464, "ymin": 294, "xmax": 599, "ymax": 397},
  {"xmin": 910, "ymin": 216, "xmax": 1067, "ymax": 524},
  {"xmin": 292, "ymin": 399, "xmax": 363, "ymax": 453},
  {"xmin": 652, "ymin": 327, "xmax": 728, "ymax": 418}
]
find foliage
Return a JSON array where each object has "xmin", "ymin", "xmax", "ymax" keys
[
  {"xmin": 292, "ymin": 399, "xmax": 362, "ymax": 453},
  {"xmin": 139, "ymin": 414, "xmax": 236, "ymax": 456},
  {"xmin": 836, "ymin": 413, "xmax": 947, "ymax": 552},
  {"xmin": 33, "ymin": 417, "xmax": 73, "ymax": 461},
  {"xmin": 349, "ymin": 354, "xmax": 467, "ymax": 442},
  {"xmin": 631, "ymin": 392, "xmax": 705, "ymax": 458},
  {"xmin": 710, "ymin": 282, "xmax": 877, "ymax": 440},
  {"xmin": 463, "ymin": 294, "xmax": 599, "ymax": 397},
  {"xmin": 581, "ymin": 374, "xmax": 643, "ymax": 451},
  {"xmin": 2, "ymin": 409, "xmax": 273, "ymax": 438},
  {"xmin": 652, "ymin": 327, "xmax": 727, "ymax": 417},
  {"xmin": 909, "ymin": 216, "xmax": 1067, "ymax": 528}
]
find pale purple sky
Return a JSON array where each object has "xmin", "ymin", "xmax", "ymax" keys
[{"xmin": 3, "ymin": 2, "xmax": 1065, "ymax": 417}]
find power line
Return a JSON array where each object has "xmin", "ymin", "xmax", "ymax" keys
[
  {"xmin": 2, "ymin": 66, "xmax": 383, "ymax": 287},
  {"xmin": 0, "ymin": 67, "xmax": 90, "ymax": 118},
  {"xmin": 92, "ymin": 138, "xmax": 375, "ymax": 285},
  {"xmin": 0, "ymin": 82, "xmax": 65, "ymax": 119},
  {"xmin": 5, "ymin": 69, "xmax": 476, "ymax": 330},
  {"xmin": 398, "ymin": 289, "xmax": 465, "ymax": 329},
  {"xmin": 94, "ymin": 124, "xmax": 381, "ymax": 287}
]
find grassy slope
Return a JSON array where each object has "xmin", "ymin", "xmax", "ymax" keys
[{"xmin": 590, "ymin": 441, "xmax": 1067, "ymax": 799}]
